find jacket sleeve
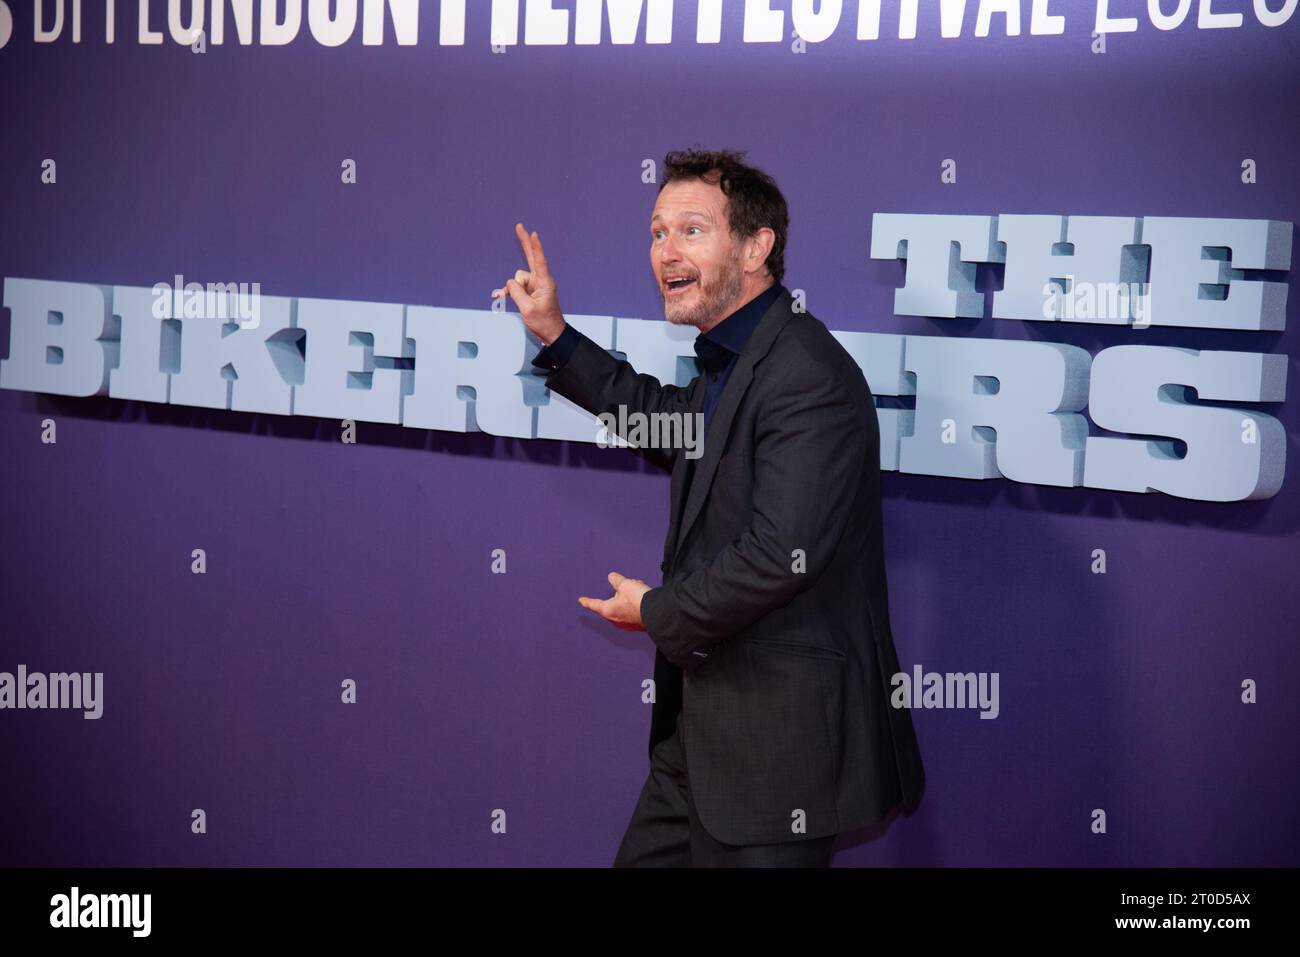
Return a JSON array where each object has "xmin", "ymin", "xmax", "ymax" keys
[
  {"xmin": 639, "ymin": 346, "xmax": 867, "ymax": 670},
  {"xmin": 531, "ymin": 322, "xmax": 583, "ymax": 371},
  {"xmin": 537, "ymin": 323, "xmax": 702, "ymax": 474}
]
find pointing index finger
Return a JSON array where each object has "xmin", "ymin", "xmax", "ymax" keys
[
  {"xmin": 529, "ymin": 230, "xmax": 551, "ymax": 281},
  {"xmin": 513, "ymin": 222, "xmax": 552, "ymax": 284}
]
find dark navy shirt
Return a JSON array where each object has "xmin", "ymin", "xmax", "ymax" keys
[{"xmin": 532, "ymin": 282, "xmax": 787, "ymax": 438}]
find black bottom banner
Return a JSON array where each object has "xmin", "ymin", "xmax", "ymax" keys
[{"xmin": 0, "ymin": 866, "xmax": 1290, "ymax": 943}]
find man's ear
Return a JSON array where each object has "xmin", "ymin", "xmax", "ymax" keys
[{"xmin": 745, "ymin": 228, "xmax": 776, "ymax": 275}]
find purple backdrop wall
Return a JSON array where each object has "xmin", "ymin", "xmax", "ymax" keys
[{"xmin": 1, "ymin": 1, "xmax": 1297, "ymax": 866}]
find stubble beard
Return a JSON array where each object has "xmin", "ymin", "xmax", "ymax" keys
[{"xmin": 663, "ymin": 246, "xmax": 744, "ymax": 329}]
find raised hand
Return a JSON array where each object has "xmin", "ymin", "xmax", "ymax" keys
[{"xmin": 492, "ymin": 222, "xmax": 567, "ymax": 346}]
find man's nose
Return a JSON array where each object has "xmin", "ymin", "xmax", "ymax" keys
[{"xmin": 658, "ymin": 234, "xmax": 681, "ymax": 264}]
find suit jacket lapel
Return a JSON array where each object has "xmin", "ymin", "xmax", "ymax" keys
[
  {"xmin": 663, "ymin": 374, "xmax": 706, "ymax": 565},
  {"xmin": 671, "ymin": 288, "xmax": 796, "ymax": 567}
]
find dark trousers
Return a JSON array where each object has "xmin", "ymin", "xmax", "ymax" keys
[{"xmin": 612, "ymin": 714, "xmax": 838, "ymax": 867}]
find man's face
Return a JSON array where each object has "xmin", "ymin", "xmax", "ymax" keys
[{"xmin": 649, "ymin": 178, "xmax": 744, "ymax": 328}]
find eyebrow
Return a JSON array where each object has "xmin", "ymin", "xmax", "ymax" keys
[{"xmin": 651, "ymin": 210, "xmax": 712, "ymax": 225}]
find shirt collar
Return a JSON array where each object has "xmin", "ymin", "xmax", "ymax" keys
[{"xmin": 701, "ymin": 282, "xmax": 786, "ymax": 356}]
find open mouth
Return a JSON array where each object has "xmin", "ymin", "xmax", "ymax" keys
[{"xmin": 665, "ymin": 277, "xmax": 697, "ymax": 295}]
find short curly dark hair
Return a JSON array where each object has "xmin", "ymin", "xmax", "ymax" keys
[{"xmin": 659, "ymin": 148, "xmax": 788, "ymax": 287}]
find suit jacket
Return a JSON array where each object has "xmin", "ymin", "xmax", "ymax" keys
[{"xmin": 540, "ymin": 287, "xmax": 925, "ymax": 845}]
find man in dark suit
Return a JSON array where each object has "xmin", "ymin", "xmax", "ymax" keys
[{"xmin": 494, "ymin": 149, "xmax": 924, "ymax": 867}]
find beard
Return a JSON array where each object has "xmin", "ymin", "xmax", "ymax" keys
[{"xmin": 663, "ymin": 245, "xmax": 744, "ymax": 328}]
